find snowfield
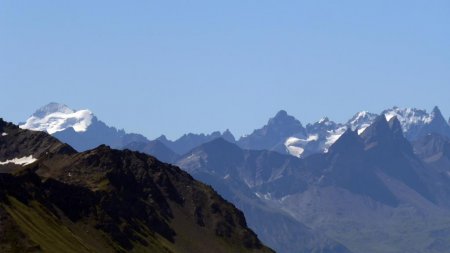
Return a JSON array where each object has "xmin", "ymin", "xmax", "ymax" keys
[
  {"xmin": 0, "ymin": 155, "xmax": 37, "ymax": 166},
  {"xmin": 20, "ymin": 105, "xmax": 93, "ymax": 134}
]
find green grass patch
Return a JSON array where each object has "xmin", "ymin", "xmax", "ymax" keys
[{"xmin": 3, "ymin": 197, "xmax": 95, "ymax": 253}]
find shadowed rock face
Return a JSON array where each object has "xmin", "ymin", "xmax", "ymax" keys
[
  {"xmin": 156, "ymin": 130, "xmax": 236, "ymax": 156},
  {"xmin": 178, "ymin": 115, "xmax": 450, "ymax": 253},
  {"xmin": 123, "ymin": 140, "xmax": 180, "ymax": 163},
  {"xmin": 238, "ymin": 110, "xmax": 307, "ymax": 153},
  {"xmin": 178, "ymin": 138, "xmax": 354, "ymax": 253},
  {"xmin": 0, "ymin": 118, "xmax": 273, "ymax": 253}
]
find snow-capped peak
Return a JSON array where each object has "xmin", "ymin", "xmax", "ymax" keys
[
  {"xmin": 20, "ymin": 103, "xmax": 93, "ymax": 134},
  {"xmin": 381, "ymin": 107, "xmax": 432, "ymax": 132},
  {"xmin": 347, "ymin": 111, "xmax": 378, "ymax": 134},
  {"xmin": 32, "ymin": 102, "xmax": 74, "ymax": 118},
  {"xmin": 318, "ymin": 117, "xmax": 329, "ymax": 124}
]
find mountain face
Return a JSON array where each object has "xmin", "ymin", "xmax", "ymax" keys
[
  {"xmin": 237, "ymin": 110, "xmax": 382, "ymax": 158},
  {"xmin": 246, "ymin": 107, "xmax": 450, "ymax": 158},
  {"xmin": 157, "ymin": 130, "xmax": 236, "ymax": 156},
  {"xmin": 177, "ymin": 138, "xmax": 352, "ymax": 253},
  {"xmin": 20, "ymin": 103, "xmax": 237, "ymax": 162},
  {"xmin": 178, "ymin": 116, "xmax": 450, "ymax": 253},
  {"xmin": 19, "ymin": 103, "xmax": 178, "ymax": 163},
  {"xmin": 382, "ymin": 106, "xmax": 450, "ymax": 141},
  {"xmin": 413, "ymin": 133, "xmax": 450, "ymax": 176},
  {"xmin": 20, "ymin": 103, "xmax": 149, "ymax": 152},
  {"xmin": 20, "ymin": 102, "xmax": 94, "ymax": 135},
  {"xmin": 0, "ymin": 118, "xmax": 76, "ymax": 173},
  {"xmin": 22, "ymin": 104, "xmax": 450, "ymax": 160},
  {"xmin": 0, "ymin": 118, "xmax": 273, "ymax": 253},
  {"xmin": 238, "ymin": 110, "xmax": 307, "ymax": 154},
  {"xmin": 123, "ymin": 140, "xmax": 180, "ymax": 163}
]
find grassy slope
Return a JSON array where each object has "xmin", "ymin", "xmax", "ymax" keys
[
  {"xmin": 2, "ymin": 193, "xmax": 272, "ymax": 253},
  {"xmin": 2, "ymin": 197, "xmax": 106, "ymax": 253},
  {"xmin": 2, "ymin": 196, "xmax": 178, "ymax": 253}
]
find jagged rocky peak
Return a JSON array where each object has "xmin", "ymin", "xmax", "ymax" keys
[
  {"xmin": 307, "ymin": 117, "xmax": 339, "ymax": 130},
  {"xmin": 430, "ymin": 106, "xmax": 447, "ymax": 124},
  {"xmin": 381, "ymin": 106, "xmax": 450, "ymax": 140},
  {"xmin": 268, "ymin": 110, "xmax": 303, "ymax": 128},
  {"xmin": 328, "ymin": 128, "xmax": 363, "ymax": 154},
  {"xmin": 258, "ymin": 110, "xmax": 306, "ymax": 138},
  {"xmin": 382, "ymin": 106, "xmax": 431, "ymax": 130},
  {"xmin": 347, "ymin": 110, "xmax": 378, "ymax": 134},
  {"xmin": 360, "ymin": 115, "xmax": 391, "ymax": 143},
  {"xmin": 317, "ymin": 116, "xmax": 334, "ymax": 125},
  {"xmin": 222, "ymin": 129, "xmax": 236, "ymax": 142},
  {"xmin": 388, "ymin": 116, "xmax": 404, "ymax": 137}
]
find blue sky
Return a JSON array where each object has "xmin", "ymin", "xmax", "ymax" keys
[{"xmin": 1, "ymin": 1, "xmax": 449, "ymax": 139}]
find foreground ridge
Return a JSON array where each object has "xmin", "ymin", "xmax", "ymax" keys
[{"xmin": 0, "ymin": 118, "xmax": 273, "ymax": 253}]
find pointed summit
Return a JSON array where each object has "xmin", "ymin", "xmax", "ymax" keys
[
  {"xmin": 358, "ymin": 114, "xmax": 415, "ymax": 156},
  {"xmin": 388, "ymin": 116, "xmax": 404, "ymax": 138},
  {"xmin": 156, "ymin": 134, "xmax": 169, "ymax": 142},
  {"xmin": 20, "ymin": 103, "xmax": 94, "ymax": 134},
  {"xmin": 432, "ymin": 105, "xmax": 442, "ymax": 115},
  {"xmin": 268, "ymin": 110, "xmax": 300, "ymax": 126},
  {"xmin": 347, "ymin": 110, "xmax": 378, "ymax": 133},
  {"xmin": 274, "ymin": 109, "xmax": 288, "ymax": 118},
  {"xmin": 328, "ymin": 128, "xmax": 363, "ymax": 155},
  {"xmin": 238, "ymin": 110, "xmax": 306, "ymax": 152},
  {"xmin": 266, "ymin": 110, "xmax": 304, "ymax": 130},
  {"xmin": 430, "ymin": 106, "xmax": 446, "ymax": 123},
  {"xmin": 222, "ymin": 129, "xmax": 236, "ymax": 143},
  {"xmin": 412, "ymin": 106, "xmax": 450, "ymax": 140},
  {"xmin": 32, "ymin": 102, "xmax": 74, "ymax": 118},
  {"xmin": 360, "ymin": 115, "xmax": 391, "ymax": 143}
]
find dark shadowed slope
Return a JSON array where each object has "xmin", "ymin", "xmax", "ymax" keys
[
  {"xmin": 0, "ymin": 118, "xmax": 273, "ymax": 253},
  {"xmin": 177, "ymin": 138, "xmax": 353, "ymax": 253}
]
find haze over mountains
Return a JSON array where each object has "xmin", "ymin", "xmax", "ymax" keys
[
  {"xmin": 20, "ymin": 103, "xmax": 450, "ymax": 161},
  {"xmin": 13, "ymin": 102, "xmax": 450, "ymax": 253}
]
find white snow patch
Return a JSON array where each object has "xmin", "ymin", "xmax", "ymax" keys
[
  {"xmin": 286, "ymin": 145, "xmax": 305, "ymax": 157},
  {"xmin": 0, "ymin": 155, "xmax": 37, "ymax": 166},
  {"xmin": 285, "ymin": 135, "xmax": 318, "ymax": 146},
  {"xmin": 307, "ymin": 134, "xmax": 319, "ymax": 142},
  {"xmin": 20, "ymin": 109, "xmax": 93, "ymax": 134},
  {"xmin": 325, "ymin": 126, "xmax": 347, "ymax": 148},
  {"xmin": 383, "ymin": 107, "xmax": 434, "ymax": 132},
  {"xmin": 284, "ymin": 135, "xmax": 318, "ymax": 157},
  {"xmin": 347, "ymin": 111, "xmax": 378, "ymax": 131},
  {"xmin": 357, "ymin": 125, "xmax": 369, "ymax": 135},
  {"xmin": 255, "ymin": 192, "xmax": 272, "ymax": 200},
  {"xmin": 349, "ymin": 111, "xmax": 368, "ymax": 125},
  {"xmin": 1, "ymin": 132, "xmax": 7, "ymax": 136},
  {"xmin": 385, "ymin": 113, "xmax": 396, "ymax": 121}
]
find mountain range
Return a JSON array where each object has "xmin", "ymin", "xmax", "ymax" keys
[
  {"xmin": 178, "ymin": 116, "xmax": 450, "ymax": 253},
  {"xmin": 20, "ymin": 103, "xmax": 450, "ymax": 161},
  {"xmin": 15, "ymin": 102, "xmax": 450, "ymax": 253},
  {"xmin": 0, "ymin": 118, "xmax": 273, "ymax": 253}
]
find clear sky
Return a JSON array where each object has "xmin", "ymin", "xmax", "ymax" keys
[{"xmin": 1, "ymin": 1, "xmax": 449, "ymax": 139}]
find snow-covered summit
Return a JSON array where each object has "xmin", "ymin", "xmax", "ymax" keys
[
  {"xmin": 347, "ymin": 111, "xmax": 378, "ymax": 135},
  {"xmin": 32, "ymin": 102, "xmax": 74, "ymax": 118},
  {"xmin": 283, "ymin": 106, "xmax": 450, "ymax": 158},
  {"xmin": 20, "ymin": 103, "xmax": 93, "ymax": 134},
  {"xmin": 382, "ymin": 107, "xmax": 432, "ymax": 132}
]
